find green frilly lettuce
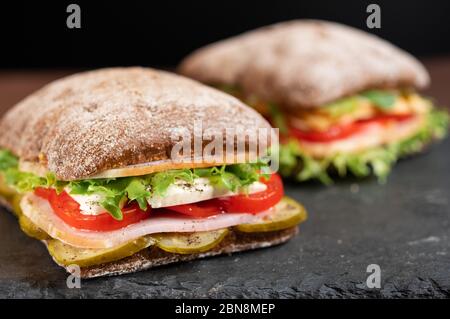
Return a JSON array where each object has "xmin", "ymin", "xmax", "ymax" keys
[
  {"xmin": 279, "ymin": 109, "xmax": 449, "ymax": 184},
  {"xmin": 0, "ymin": 150, "xmax": 270, "ymax": 220}
]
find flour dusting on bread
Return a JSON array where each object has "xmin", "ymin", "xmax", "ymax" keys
[
  {"xmin": 0, "ymin": 68, "xmax": 271, "ymax": 180},
  {"xmin": 179, "ymin": 20, "xmax": 429, "ymax": 109}
]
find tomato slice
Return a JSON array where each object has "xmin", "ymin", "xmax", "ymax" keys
[
  {"xmin": 34, "ymin": 173, "xmax": 284, "ymax": 228},
  {"xmin": 290, "ymin": 113, "xmax": 415, "ymax": 143},
  {"xmin": 290, "ymin": 122, "xmax": 361, "ymax": 142},
  {"xmin": 218, "ymin": 173, "xmax": 284, "ymax": 214},
  {"xmin": 34, "ymin": 188, "xmax": 151, "ymax": 231},
  {"xmin": 165, "ymin": 174, "xmax": 284, "ymax": 217},
  {"xmin": 167, "ymin": 200, "xmax": 224, "ymax": 218},
  {"xmin": 357, "ymin": 113, "xmax": 414, "ymax": 124}
]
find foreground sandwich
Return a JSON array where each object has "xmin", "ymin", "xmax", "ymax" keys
[
  {"xmin": 0, "ymin": 67, "xmax": 306, "ymax": 278},
  {"xmin": 179, "ymin": 20, "xmax": 449, "ymax": 183}
]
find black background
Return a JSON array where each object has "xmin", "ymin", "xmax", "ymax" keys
[{"xmin": 1, "ymin": 0, "xmax": 450, "ymax": 68}]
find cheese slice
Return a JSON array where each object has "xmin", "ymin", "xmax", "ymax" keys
[
  {"xmin": 67, "ymin": 179, "xmax": 267, "ymax": 215},
  {"xmin": 69, "ymin": 192, "xmax": 107, "ymax": 215},
  {"xmin": 148, "ymin": 178, "xmax": 266, "ymax": 208}
]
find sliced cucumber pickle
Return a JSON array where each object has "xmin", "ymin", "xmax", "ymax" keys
[
  {"xmin": 47, "ymin": 236, "xmax": 155, "ymax": 267},
  {"xmin": 236, "ymin": 197, "xmax": 307, "ymax": 233},
  {"xmin": 19, "ymin": 214, "xmax": 49, "ymax": 240},
  {"xmin": 152, "ymin": 229, "xmax": 229, "ymax": 254},
  {"xmin": 0, "ymin": 175, "xmax": 21, "ymax": 217},
  {"xmin": 0, "ymin": 176, "xmax": 16, "ymax": 199},
  {"xmin": 11, "ymin": 194, "xmax": 23, "ymax": 217}
]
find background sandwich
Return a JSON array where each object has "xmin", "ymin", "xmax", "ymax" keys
[
  {"xmin": 179, "ymin": 20, "xmax": 449, "ymax": 183},
  {"xmin": 0, "ymin": 67, "xmax": 307, "ymax": 278}
]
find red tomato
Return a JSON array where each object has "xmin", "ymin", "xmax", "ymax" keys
[
  {"xmin": 34, "ymin": 173, "xmax": 284, "ymax": 228},
  {"xmin": 357, "ymin": 113, "xmax": 414, "ymax": 124},
  {"xmin": 167, "ymin": 200, "xmax": 224, "ymax": 218},
  {"xmin": 290, "ymin": 122, "xmax": 362, "ymax": 142},
  {"xmin": 289, "ymin": 113, "xmax": 415, "ymax": 143},
  {"xmin": 219, "ymin": 173, "xmax": 284, "ymax": 214},
  {"xmin": 34, "ymin": 188, "xmax": 151, "ymax": 231},
  {"xmin": 167, "ymin": 174, "xmax": 284, "ymax": 217}
]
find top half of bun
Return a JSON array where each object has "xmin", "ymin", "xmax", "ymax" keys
[
  {"xmin": 179, "ymin": 20, "xmax": 430, "ymax": 110},
  {"xmin": 0, "ymin": 67, "xmax": 272, "ymax": 181}
]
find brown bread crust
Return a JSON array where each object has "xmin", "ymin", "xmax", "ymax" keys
[
  {"xmin": 179, "ymin": 20, "xmax": 429, "ymax": 109},
  {"xmin": 0, "ymin": 67, "xmax": 271, "ymax": 180}
]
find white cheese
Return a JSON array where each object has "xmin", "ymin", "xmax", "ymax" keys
[
  {"xmin": 67, "ymin": 179, "xmax": 267, "ymax": 215},
  {"xmin": 67, "ymin": 191, "xmax": 107, "ymax": 215},
  {"xmin": 148, "ymin": 178, "xmax": 267, "ymax": 208}
]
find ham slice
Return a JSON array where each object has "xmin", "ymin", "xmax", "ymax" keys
[{"xmin": 20, "ymin": 193, "xmax": 271, "ymax": 249}]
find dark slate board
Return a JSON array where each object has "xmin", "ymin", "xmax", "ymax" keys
[{"xmin": 0, "ymin": 139, "xmax": 449, "ymax": 298}]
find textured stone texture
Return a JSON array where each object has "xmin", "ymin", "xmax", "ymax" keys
[{"xmin": 0, "ymin": 139, "xmax": 449, "ymax": 298}]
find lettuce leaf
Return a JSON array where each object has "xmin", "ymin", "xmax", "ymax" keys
[
  {"xmin": 3, "ymin": 169, "xmax": 48, "ymax": 192},
  {"xmin": 268, "ymin": 103, "xmax": 289, "ymax": 134},
  {"xmin": 320, "ymin": 90, "xmax": 397, "ymax": 117},
  {"xmin": 67, "ymin": 177, "xmax": 150, "ymax": 220},
  {"xmin": 322, "ymin": 96, "xmax": 360, "ymax": 118},
  {"xmin": 360, "ymin": 90, "xmax": 397, "ymax": 110},
  {"xmin": 0, "ymin": 149, "xmax": 18, "ymax": 171},
  {"xmin": 149, "ymin": 169, "xmax": 196, "ymax": 197},
  {"xmin": 0, "ymin": 150, "xmax": 62, "ymax": 192},
  {"xmin": 194, "ymin": 161, "xmax": 270, "ymax": 193},
  {"xmin": 72, "ymin": 162, "xmax": 269, "ymax": 220},
  {"xmin": 279, "ymin": 109, "xmax": 449, "ymax": 183},
  {"xmin": 0, "ymin": 150, "xmax": 269, "ymax": 220}
]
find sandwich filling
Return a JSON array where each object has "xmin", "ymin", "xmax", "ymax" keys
[
  {"xmin": 0, "ymin": 150, "xmax": 306, "ymax": 265},
  {"xmin": 222, "ymin": 86, "xmax": 449, "ymax": 182}
]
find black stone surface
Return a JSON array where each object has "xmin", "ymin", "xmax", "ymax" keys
[{"xmin": 0, "ymin": 139, "xmax": 449, "ymax": 298}]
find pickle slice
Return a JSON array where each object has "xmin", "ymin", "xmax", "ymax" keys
[
  {"xmin": 19, "ymin": 214, "xmax": 50, "ymax": 240},
  {"xmin": 47, "ymin": 236, "xmax": 155, "ymax": 267},
  {"xmin": 236, "ymin": 197, "xmax": 307, "ymax": 233},
  {"xmin": 0, "ymin": 176, "xmax": 16, "ymax": 199},
  {"xmin": 152, "ymin": 229, "xmax": 229, "ymax": 254},
  {"xmin": 11, "ymin": 194, "xmax": 23, "ymax": 217}
]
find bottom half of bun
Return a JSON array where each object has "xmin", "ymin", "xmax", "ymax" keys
[{"xmin": 54, "ymin": 227, "xmax": 298, "ymax": 279}]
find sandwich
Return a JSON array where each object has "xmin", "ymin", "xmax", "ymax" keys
[
  {"xmin": 179, "ymin": 20, "xmax": 449, "ymax": 183},
  {"xmin": 0, "ymin": 67, "xmax": 307, "ymax": 278}
]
